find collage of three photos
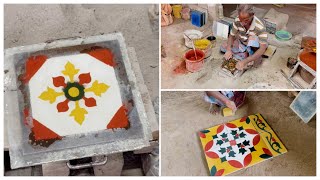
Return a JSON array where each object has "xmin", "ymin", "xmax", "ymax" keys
[{"xmin": 3, "ymin": 3, "xmax": 317, "ymax": 177}]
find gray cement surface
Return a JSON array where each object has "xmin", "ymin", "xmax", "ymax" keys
[
  {"xmin": 161, "ymin": 91, "xmax": 316, "ymax": 176},
  {"xmin": 4, "ymin": 4, "xmax": 159, "ymax": 100}
]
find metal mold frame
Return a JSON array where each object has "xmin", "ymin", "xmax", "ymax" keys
[{"xmin": 4, "ymin": 33, "xmax": 152, "ymax": 169}]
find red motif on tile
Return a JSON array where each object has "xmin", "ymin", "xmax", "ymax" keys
[
  {"xmin": 107, "ymin": 105, "xmax": 129, "ymax": 129},
  {"xmin": 23, "ymin": 55, "xmax": 47, "ymax": 84}
]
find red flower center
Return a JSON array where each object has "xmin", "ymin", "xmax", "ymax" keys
[{"xmin": 230, "ymin": 140, "xmax": 236, "ymax": 146}]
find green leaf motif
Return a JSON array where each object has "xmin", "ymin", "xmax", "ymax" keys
[
  {"xmin": 238, "ymin": 126, "xmax": 244, "ymax": 131},
  {"xmin": 228, "ymin": 151, "xmax": 236, "ymax": 157},
  {"xmin": 259, "ymin": 154, "xmax": 272, "ymax": 159},
  {"xmin": 246, "ymin": 117, "xmax": 251, "ymax": 124},
  {"xmin": 219, "ymin": 148, "xmax": 226, "ymax": 154},
  {"xmin": 216, "ymin": 140, "xmax": 224, "ymax": 146},
  {"xmin": 231, "ymin": 130, "xmax": 237, "ymax": 135},
  {"xmin": 220, "ymin": 156, "xmax": 227, "ymax": 163},
  {"xmin": 249, "ymin": 147, "xmax": 256, "ymax": 152},
  {"xmin": 220, "ymin": 132, "xmax": 228, "ymax": 138},
  {"xmin": 210, "ymin": 166, "xmax": 217, "ymax": 176},
  {"xmin": 201, "ymin": 129, "xmax": 210, "ymax": 134},
  {"xmin": 243, "ymin": 140, "xmax": 250, "ymax": 146},
  {"xmin": 239, "ymin": 132, "xmax": 246, "ymax": 138},
  {"xmin": 239, "ymin": 148, "xmax": 247, "ymax": 155}
]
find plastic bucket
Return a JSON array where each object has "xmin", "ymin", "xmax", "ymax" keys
[
  {"xmin": 183, "ymin": 29, "xmax": 203, "ymax": 48},
  {"xmin": 172, "ymin": 5, "xmax": 182, "ymax": 19},
  {"xmin": 194, "ymin": 39, "xmax": 212, "ymax": 58},
  {"xmin": 185, "ymin": 49, "xmax": 205, "ymax": 72}
]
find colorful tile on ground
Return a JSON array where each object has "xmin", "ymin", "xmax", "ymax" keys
[{"xmin": 199, "ymin": 113, "xmax": 287, "ymax": 176}]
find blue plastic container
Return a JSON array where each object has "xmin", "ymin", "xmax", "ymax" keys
[{"xmin": 191, "ymin": 10, "xmax": 205, "ymax": 27}]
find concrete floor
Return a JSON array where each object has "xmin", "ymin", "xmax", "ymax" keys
[
  {"xmin": 161, "ymin": 4, "xmax": 316, "ymax": 89},
  {"xmin": 4, "ymin": 4, "xmax": 159, "ymax": 100},
  {"xmin": 161, "ymin": 91, "xmax": 316, "ymax": 176}
]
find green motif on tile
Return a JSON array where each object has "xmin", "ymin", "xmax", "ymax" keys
[
  {"xmin": 219, "ymin": 148, "xmax": 226, "ymax": 154},
  {"xmin": 239, "ymin": 148, "xmax": 247, "ymax": 155},
  {"xmin": 228, "ymin": 151, "xmax": 236, "ymax": 157},
  {"xmin": 220, "ymin": 156, "xmax": 227, "ymax": 163},
  {"xmin": 249, "ymin": 147, "xmax": 256, "ymax": 152},
  {"xmin": 243, "ymin": 140, "xmax": 250, "ymax": 146},
  {"xmin": 239, "ymin": 132, "xmax": 246, "ymax": 138},
  {"xmin": 231, "ymin": 130, "xmax": 237, "ymax": 135},
  {"xmin": 221, "ymin": 132, "xmax": 228, "ymax": 138},
  {"xmin": 217, "ymin": 140, "xmax": 224, "ymax": 146}
]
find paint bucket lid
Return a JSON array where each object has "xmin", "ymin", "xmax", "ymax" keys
[{"xmin": 275, "ymin": 30, "xmax": 292, "ymax": 41}]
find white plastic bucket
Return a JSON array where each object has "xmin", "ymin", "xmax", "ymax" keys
[{"xmin": 183, "ymin": 30, "xmax": 203, "ymax": 49}]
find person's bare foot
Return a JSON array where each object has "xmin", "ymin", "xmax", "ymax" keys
[{"xmin": 209, "ymin": 104, "xmax": 221, "ymax": 115}]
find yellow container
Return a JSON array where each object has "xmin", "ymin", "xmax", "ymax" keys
[
  {"xmin": 194, "ymin": 39, "xmax": 211, "ymax": 50},
  {"xmin": 172, "ymin": 5, "xmax": 182, "ymax": 19},
  {"xmin": 194, "ymin": 39, "xmax": 212, "ymax": 58}
]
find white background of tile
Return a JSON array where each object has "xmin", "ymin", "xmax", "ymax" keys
[{"xmin": 29, "ymin": 54, "xmax": 123, "ymax": 136}]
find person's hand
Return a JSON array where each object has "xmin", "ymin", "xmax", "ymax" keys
[
  {"xmin": 236, "ymin": 60, "xmax": 246, "ymax": 70},
  {"xmin": 225, "ymin": 100, "xmax": 237, "ymax": 113},
  {"xmin": 224, "ymin": 50, "xmax": 233, "ymax": 60}
]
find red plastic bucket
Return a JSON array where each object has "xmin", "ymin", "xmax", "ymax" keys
[{"xmin": 184, "ymin": 49, "xmax": 205, "ymax": 72}]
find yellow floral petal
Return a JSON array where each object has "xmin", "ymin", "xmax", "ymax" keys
[
  {"xmin": 61, "ymin": 61, "xmax": 79, "ymax": 82},
  {"xmin": 70, "ymin": 101, "xmax": 88, "ymax": 125},
  {"xmin": 39, "ymin": 87, "xmax": 64, "ymax": 104},
  {"xmin": 84, "ymin": 80, "xmax": 109, "ymax": 97}
]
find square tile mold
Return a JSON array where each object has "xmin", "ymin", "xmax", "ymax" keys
[{"xmin": 4, "ymin": 33, "xmax": 151, "ymax": 169}]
